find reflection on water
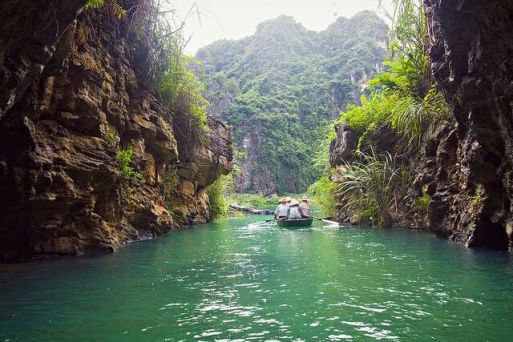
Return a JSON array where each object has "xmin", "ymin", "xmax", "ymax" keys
[{"xmin": 1, "ymin": 216, "xmax": 513, "ymax": 341}]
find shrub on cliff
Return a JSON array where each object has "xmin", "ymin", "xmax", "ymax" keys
[
  {"xmin": 339, "ymin": 58, "xmax": 449, "ymax": 148},
  {"xmin": 206, "ymin": 176, "xmax": 228, "ymax": 220},
  {"xmin": 86, "ymin": 0, "xmax": 208, "ymax": 133},
  {"xmin": 116, "ymin": 147, "xmax": 142, "ymax": 181},
  {"xmin": 159, "ymin": 56, "xmax": 208, "ymax": 132},
  {"xmin": 337, "ymin": 0, "xmax": 449, "ymax": 148},
  {"xmin": 307, "ymin": 176, "xmax": 338, "ymax": 217},
  {"xmin": 307, "ymin": 126, "xmax": 339, "ymax": 217},
  {"xmin": 146, "ymin": 19, "xmax": 208, "ymax": 135}
]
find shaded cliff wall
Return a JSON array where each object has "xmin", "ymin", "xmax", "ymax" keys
[
  {"xmin": 330, "ymin": 0, "xmax": 513, "ymax": 250},
  {"xmin": 0, "ymin": 0, "xmax": 232, "ymax": 261},
  {"xmin": 424, "ymin": 0, "xmax": 513, "ymax": 249}
]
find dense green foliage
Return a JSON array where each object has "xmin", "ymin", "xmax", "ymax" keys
[
  {"xmin": 307, "ymin": 127, "xmax": 339, "ymax": 217},
  {"xmin": 339, "ymin": 57, "xmax": 449, "ymax": 148},
  {"xmin": 226, "ymin": 194, "xmax": 280, "ymax": 210},
  {"xmin": 159, "ymin": 55, "xmax": 208, "ymax": 131},
  {"xmin": 206, "ymin": 176, "xmax": 229, "ymax": 220},
  {"xmin": 384, "ymin": 0, "xmax": 429, "ymax": 92},
  {"xmin": 307, "ymin": 176, "xmax": 338, "ymax": 217},
  {"xmin": 198, "ymin": 12, "xmax": 388, "ymax": 194},
  {"xmin": 339, "ymin": 0, "xmax": 449, "ymax": 147}
]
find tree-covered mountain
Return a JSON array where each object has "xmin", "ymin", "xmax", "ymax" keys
[{"xmin": 197, "ymin": 11, "xmax": 388, "ymax": 194}]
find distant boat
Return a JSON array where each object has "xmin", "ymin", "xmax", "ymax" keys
[{"xmin": 276, "ymin": 218, "xmax": 313, "ymax": 228}]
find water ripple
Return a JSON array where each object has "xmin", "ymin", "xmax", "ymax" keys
[{"xmin": 0, "ymin": 217, "xmax": 512, "ymax": 341}]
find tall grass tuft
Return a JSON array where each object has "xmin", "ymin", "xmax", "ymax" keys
[{"xmin": 338, "ymin": 149, "xmax": 410, "ymax": 227}]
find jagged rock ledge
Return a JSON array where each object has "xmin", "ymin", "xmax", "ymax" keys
[{"xmin": 0, "ymin": 0, "xmax": 233, "ymax": 261}]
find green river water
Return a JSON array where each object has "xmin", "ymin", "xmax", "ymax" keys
[{"xmin": 1, "ymin": 216, "xmax": 513, "ymax": 341}]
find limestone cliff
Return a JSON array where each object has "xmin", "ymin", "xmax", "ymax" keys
[
  {"xmin": 0, "ymin": 0, "xmax": 232, "ymax": 261},
  {"xmin": 423, "ymin": 0, "xmax": 513, "ymax": 249},
  {"xmin": 330, "ymin": 0, "xmax": 513, "ymax": 250}
]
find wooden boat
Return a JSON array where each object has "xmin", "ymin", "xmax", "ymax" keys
[{"xmin": 276, "ymin": 218, "xmax": 313, "ymax": 228}]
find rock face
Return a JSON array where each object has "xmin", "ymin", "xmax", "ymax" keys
[
  {"xmin": 424, "ymin": 0, "xmax": 513, "ymax": 249},
  {"xmin": 330, "ymin": 0, "xmax": 513, "ymax": 250},
  {"xmin": 0, "ymin": 1, "xmax": 232, "ymax": 261},
  {"xmin": 329, "ymin": 124, "xmax": 359, "ymax": 166}
]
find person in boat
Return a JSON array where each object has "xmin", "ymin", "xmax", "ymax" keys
[
  {"xmin": 286, "ymin": 199, "xmax": 304, "ymax": 220},
  {"xmin": 285, "ymin": 196, "xmax": 292, "ymax": 206},
  {"xmin": 299, "ymin": 196, "xmax": 312, "ymax": 218},
  {"xmin": 274, "ymin": 198, "xmax": 289, "ymax": 220}
]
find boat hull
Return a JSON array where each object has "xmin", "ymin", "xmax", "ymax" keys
[{"xmin": 277, "ymin": 218, "xmax": 313, "ymax": 228}]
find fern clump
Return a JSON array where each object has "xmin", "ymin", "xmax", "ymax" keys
[
  {"xmin": 339, "ymin": 56, "xmax": 450, "ymax": 148},
  {"xmin": 116, "ymin": 147, "xmax": 142, "ymax": 181}
]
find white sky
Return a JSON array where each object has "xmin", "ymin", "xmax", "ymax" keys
[{"xmin": 170, "ymin": 0, "xmax": 393, "ymax": 54}]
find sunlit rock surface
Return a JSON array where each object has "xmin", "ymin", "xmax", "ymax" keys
[{"xmin": 0, "ymin": 0, "xmax": 232, "ymax": 261}]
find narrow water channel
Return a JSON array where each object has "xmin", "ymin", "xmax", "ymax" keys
[{"xmin": 1, "ymin": 216, "xmax": 512, "ymax": 341}]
